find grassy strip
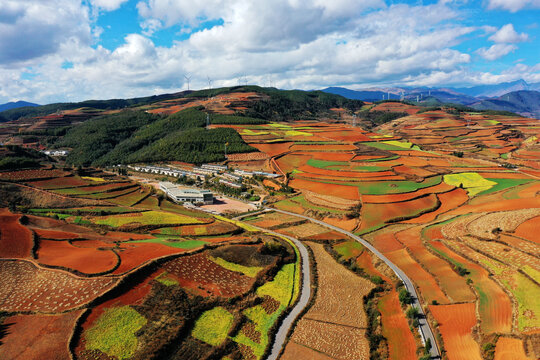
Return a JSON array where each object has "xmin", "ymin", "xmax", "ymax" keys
[
  {"xmin": 209, "ymin": 256, "xmax": 263, "ymax": 277},
  {"xmin": 192, "ymin": 307, "xmax": 235, "ymax": 346},
  {"xmin": 84, "ymin": 306, "xmax": 147, "ymax": 360}
]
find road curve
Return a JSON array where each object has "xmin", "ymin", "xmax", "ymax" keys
[
  {"xmin": 234, "ymin": 215, "xmax": 312, "ymax": 360},
  {"xmin": 270, "ymin": 208, "xmax": 441, "ymax": 359}
]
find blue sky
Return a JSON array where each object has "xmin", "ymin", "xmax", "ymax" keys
[{"xmin": 1, "ymin": 0, "xmax": 540, "ymax": 103}]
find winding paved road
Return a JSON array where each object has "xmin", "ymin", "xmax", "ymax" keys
[
  {"xmin": 234, "ymin": 215, "xmax": 312, "ymax": 360},
  {"xmin": 268, "ymin": 208, "xmax": 441, "ymax": 359}
]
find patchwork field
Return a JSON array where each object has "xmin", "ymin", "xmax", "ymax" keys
[{"xmin": 225, "ymin": 108, "xmax": 540, "ymax": 359}]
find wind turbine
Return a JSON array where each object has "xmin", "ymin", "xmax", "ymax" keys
[
  {"xmin": 207, "ymin": 75, "xmax": 213, "ymax": 90},
  {"xmin": 184, "ymin": 74, "xmax": 192, "ymax": 91}
]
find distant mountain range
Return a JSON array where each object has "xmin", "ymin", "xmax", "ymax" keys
[
  {"xmin": 0, "ymin": 101, "xmax": 39, "ymax": 112},
  {"xmin": 323, "ymin": 80, "xmax": 540, "ymax": 118}
]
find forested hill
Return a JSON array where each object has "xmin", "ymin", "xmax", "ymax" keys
[
  {"xmin": 5, "ymin": 86, "xmax": 364, "ymax": 166},
  {"xmin": 56, "ymin": 108, "xmax": 261, "ymax": 166}
]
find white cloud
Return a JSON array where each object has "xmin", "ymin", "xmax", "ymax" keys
[
  {"xmin": 0, "ymin": 0, "xmax": 539, "ymax": 104},
  {"xmin": 0, "ymin": 0, "xmax": 91, "ymax": 65},
  {"xmin": 488, "ymin": 24, "xmax": 528, "ymax": 43},
  {"xmin": 487, "ymin": 0, "xmax": 540, "ymax": 12},
  {"xmin": 90, "ymin": 0, "xmax": 129, "ymax": 12},
  {"xmin": 476, "ymin": 44, "xmax": 517, "ymax": 60}
]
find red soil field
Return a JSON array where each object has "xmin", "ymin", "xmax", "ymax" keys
[
  {"xmin": 514, "ymin": 216, "xmax": 540, "ymax": 244},
  {"xmin": 33, "ymin": 228, "xmax": 80, "ymax": 239},
  {"xmin": 429, "ymin": 241, "xmax": 512, "ymax": 334},
  {"xmin": 385, "ymin": 249, "xmax": 449, "ymax": 304},
  {"xmin": 26, "ymin": 175, "xmax": 91, "ymax": 189},
  {"xmin": 0, "ymin": 311, "xmax": 84, "ymax": 360},
  {"xmin": 276, "ymin": 154, "xmax": 311, "ymax": 173},
  {"xmin": 322, "ymin": 216, "xmax": 359, "ymax": 232},
  {"xmin": 163, "ymin": 251, "xmax": 256, "ymax": 297},
  {"xmin": 448, "ymin": 198, "xmax": 540, "ymax": 215},
  {"xmin": 37, "ymin": 240, "xmax": 119, "ymax": 275},
  {"xmin": 303, "ymin": 230, "xmax": 347, "ymax": 241},
  {"xmin": 371, "ymin": 102, "xmax": 419, "ymax": 115},
  {"xmin": 263, "ymin": 178, "xmax": 281, "ymax": 190},
  {"xmin": 378, "ymin": 291, "xmax": 418, "ymax": 360},
  {"xmin": 359, "ymin": 194, "xmax": 439, "ymax": 231},
  {"xmin": 321, "ymin": 131, "xmax": 371, "ymax": 142},
  {"xmin": 251, "ymin": 142, "xmax": 293, "ymax": 157},
  {"xmin": 494, "ymin": 337, "xmax": 534, "ymax": 360},
  {"xmin": 429, "ymin": 303, "xmax": 482, "ymax": 360},
  {"xmin": 393, "ymin": 164, "xmax": 436, "ymax": 178},
  {"xmin": 403, "ymin": 188, "xmax": 468, "ymax": 224},
  {"xmin": 395, "ymin": 227, "xmax": 475, "ymax": 303},
  {"xmin": 289, "ymin": 178, "xmax": 360, "ymax": 200},
  {"xmin": 290, "ymin": 144, "xmax": 358, "ymax": 152},
  {"xmin": 306, "ymin": 152, "xmax": 355, "ymax": 162},
  {"xmin": 371, "ymin": 230, "xmax": 404, "ymax": 253},
  {"xmin": 0, "ymin": 260, "xmax": 117, "ymax": 313},
  {"xmin": 361, "ymin": 182, "xmax": 454, "ymax": 203},
  {"xmin": 0, "ymin": 208, "xmax": 33, "ymax": 258},
  {"xmin": 0, "ymin": 168, "xmax": 67, "ymax": 181},
  {"xmin": 113, "ymin": 242, "xmax": 188, "ymax": 274},
  {"xmin": 298, "ymin": 164, "xmax": 397, "ymax": 179},
  {"xmin": 151, "ymin": 221, "xmax": 238, "ymax": 236}
]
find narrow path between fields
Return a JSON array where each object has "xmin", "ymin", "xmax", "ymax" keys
[{"xmin": 267, "ymin": 208, "xmax": 442, "ymax": 359}]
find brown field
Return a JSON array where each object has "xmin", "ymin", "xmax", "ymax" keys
[
  {"xmin": 0, "ymin": 208, "xmax": 33, "ymax": 258},
  {"xmin": 494, "ymin": 337, "xmax": 535, "ymax": 360},
  {"xmin": 282, "ymin": 242, "xmax": 373, "ymax": 359},
  {"xmin": 429, "ymin": 303, "xmax": 482, "ymax": 360},
  {"xmin": 0, "ymin": 260, "xmax": 117, "ymax": 312},
  {"xmin": 162, "ymin": 251, "xmax": 256, "ymax": 297},
  {"xmin": 0, "ymin": 311, "xmax": 83, "ymax": 360}
]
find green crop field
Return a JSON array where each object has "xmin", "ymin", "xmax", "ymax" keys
[
  {"xmin": 334, "ymin": 241, "xmax": 364, "ymax": 260},
  {"xmin": 210, "ymin": 256, "xmax": 263, "ymax": 277},
  {"xmin": 93, "ymin": 210, "xmax": 204, "ymax": 227},
  {"xmin": 129, "ymin": 238, "xmax": 207, "ymax": 249},
  {"xmin": 192, "ymin": 307, "xmax": 235, "ymax": 346},
  {"xmin": 84, "ymin": 306, "xmax": 147, "ymax": 360}
]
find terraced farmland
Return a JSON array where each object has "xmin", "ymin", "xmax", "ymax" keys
[{"xmin": 227, "ymin": 107, "xmax": 540, "ymax": 360}]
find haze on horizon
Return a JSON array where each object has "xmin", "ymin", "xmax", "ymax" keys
[{"xmin": 1, "ymin": 0, "xmax": 540, "ymax": 104}]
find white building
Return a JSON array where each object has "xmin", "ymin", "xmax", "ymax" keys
[{"xmin": 159, "ymin": 182, "xmax": 213, "ymax": 204}]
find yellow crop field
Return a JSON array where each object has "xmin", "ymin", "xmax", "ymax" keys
[{"xmin": 444, "ymin": 172, "xmax": 497, "ymax": 196}]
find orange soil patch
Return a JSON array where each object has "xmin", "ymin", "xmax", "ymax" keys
[
  {"xmin": 361, "ymin": 182, "xmax": 453, "ymax": 203},
  {"xmin": 276, "ymin": 154, "xmax": 311, "ymax": 173},
  {"xmin": 385, "ymin": 248, "xmax": 449, "ymax": 304},
  {"xmin": 281, "ymin": 341, "xmax": 335, "ymax": 360},
  {"xmin": 263, "ymin": 178, "xmax": 281, "ymax": 190},
  {"xmin": 378, "ymin": 291, "xmax": 417, "ymax": 360},
  {"xmin": 393, "ymin": 164, "xmax": 436, "ymax": 177},
  {"xmin": 33, "ymin": 228, "xmax": 80, "ymax": 239},
  {"xmin": 307, "ymin": 151, "xmax": 356, "ymax": 162},
  {"xmin": 360, "ymin": 194, "xmax": 439, "ymax": 231},
  {"xmin": 0, "ymin": 208, "xmax": 33, "ymax": 258},
  {"xmin": 226, "ymin": 152, "xmax": 268, "ymax": 161},
  {"xmin": 448, "ymin": 198, "xmax": 540, "ymax": 215},
  {"xmin": 429, "ymin": 303, "xmax": 482, "ymax": 360},
  {"xmin": 403, "ymin": 188, "xmax": 468, "ymax": 224},
  {"xmin": 290, "ymin": 144, "xmax": 358, "ymax": 151},
  {"xmin": 289, "ymin": 178, "xmax": 360, "ymax": 200},
  {"xmin": 0, "ymin": 311, "xmax": 83, "ymax": 360},
  {"xmin": 371, "ymin": 102, "xmax": 419, "ymax": 115},
  {"xmin": 371, "ymin": 230, "xmax": 404, "ymax": 253},
  {"xmin": 303, "ymin": 230, "xmax": 347, "ymax": 241},
  {"xmin": 514, "ymin": 216, "xmax": 540, "ymax": 244},
  {"xmin": 322, "ymin": 216, "xmax": 359, "ymax": 232},
  {"xmin": 395, "ymin": 227, "xmax": 475, "ymax": 303},
  {"xmin": 251, "ymin": 142, "xmax": 293, "ymax": 157},
  {"xmin": 112, "ymin": 242, "xmax": 187, "ymax": 274},
  {"xmin": 429, "ymin": 241, "xmax": 512, "ymax": 334},
  {"xmin": 37, "ymin": 240, "xmax": 119, "ymax": 275},
  {"xmin": 321, "ymin": 131, "xmax": 372, "ymax": 142},
  {"xmin": 299, "ymin": 164, "xmax": 397, "ymax": 178},
  {"xmin": 26, "ymin": 176, "xmax": 91, "ymax": 189},
  {"xmin": 494, "ymin": 337, "xmax": 534, "ymax": 360}
]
